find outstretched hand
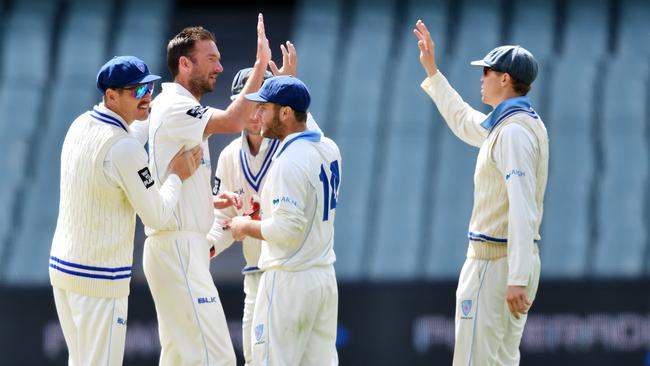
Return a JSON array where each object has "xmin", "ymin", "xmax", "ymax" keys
[
  {"xmin": 256, "ymin": 13, "xmax": 272, "ymax": 70},
  {"xmin": 269, "ymin": 41, "xmax": 297, "ymax": 76},
  {"xmin": 413, "ymin": 19, "xmax": 438, "ymax": 77}
]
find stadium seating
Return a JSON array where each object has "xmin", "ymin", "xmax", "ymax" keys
[
  {"xmin": 593, "ymin": 57, "xmax": 649, "ymax": 277},
  {"xmin": 541, "ymin": 58, "xmax": 597, "ymax": 277},
  {"xmin": 369, "ymin": 0, "xmax": 447, "ymax": 280},
  {"xmin": 424, "ymin": 0, "xmax": 501, "ymax": 279},
  {"xmin": 293, "ymin": 0, "xmax": 342, "ymax": 127},
  {"xmin": 327, "ymin": 0, "xmax": 395, "ymax": 280},
  {"xmin": 1, "ymin": 0, "xmax": 650, "ymax": 282}
]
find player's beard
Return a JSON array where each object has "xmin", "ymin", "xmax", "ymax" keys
[
  {"xmin": 189, "ymin": 71, "xmax": 216, "ymax": 97},
  {"xmin": 261, "ymin": 110, "xmax": 285, "ymax": 140}
]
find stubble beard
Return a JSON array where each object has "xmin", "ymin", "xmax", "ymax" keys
[{"xmin": 261, "ymin": 112, "xmax": 284, "ymax": 140}]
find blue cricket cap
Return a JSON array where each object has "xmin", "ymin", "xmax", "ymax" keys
[
  {"xmin": 470, "ymin": 45, "xmax": 538, "ymax": 85},
  {"xmin": 96, "ymin": 56, "xmax": 161, "ymax": 93},
  {"xmin": 244, "ymin": 76, "xmax": 311, "ymax": 112}
]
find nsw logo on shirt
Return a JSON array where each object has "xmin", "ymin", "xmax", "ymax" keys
[
  {"xmin": 138, "ymin": 167, "xmax": 154, "ymax": 189},
  {"xmin": 186, "ymin": 105, "xmax": 209, "ymax": 119}
]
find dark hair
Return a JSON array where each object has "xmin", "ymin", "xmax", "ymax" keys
[
  {"xmin": 167, "ymin": 26, "xmax": 216, "ymax": 78},
  {"xmin": 293, "ymin": 110, "xmax": 307, "ymax": 123},
  {"xmin": 511, "ymin": 76, "xmax": 531, "ymax": 96}
]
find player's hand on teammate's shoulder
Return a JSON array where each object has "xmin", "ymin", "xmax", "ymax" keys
[
  {"xmin": 413, "ymin": 19, "xmax": 438, "ymax": 77},
  {"xmin": 269, "ymin": 41, "xmax": 297, "ymax": 76},
  {"xmin": 214, "ymin": 191, "xmax": 243, "ymax": 210},
  {"xmin": 169, "ymin": 145, "xmax": 203, "ymax": 181}
]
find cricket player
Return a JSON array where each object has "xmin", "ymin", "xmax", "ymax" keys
[
  {"xmin": 414, "ymin": 20, "xmax": 548, "ymax": 365},
  {"xmin": 49, "ymin": 56, "xmax": 202, "ymax": 366},
  {"xmin": 208, "ymin": 48, "xmax": 322, "ymax": 364},
  {"xmin": 142, "ymin": 15, "xmax": 272, "ymax": 365},
  {"xmin": 227, "ymin": 76, "xmax": 341, "ymax": 366}
]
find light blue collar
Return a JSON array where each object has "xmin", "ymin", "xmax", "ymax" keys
[
  {"xmin": 481, "ymin": 96, "xmax": 538, "ymax": 132},
  {"xmin": 275, "ymin": 130, "xmax": 322, "ymax": 158}
]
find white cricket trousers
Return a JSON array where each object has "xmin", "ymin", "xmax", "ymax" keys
[
  {"xmin": 252, "ymin": 265, "xmax": 339, "ymax": 366},
  {"xmin": 453, "ymin": 253, "xmax": 541, "ymax": 366},
  {"xmin": 242, "ymin": 272, "xmax": 262, "ymax": 366},
  {"xmin": 52, "ymin": 287, "xmax": 127, "ymax": 366},
  {"xmin": 143, "ymin": 231, "xmax": 236, "ymax": 366}
]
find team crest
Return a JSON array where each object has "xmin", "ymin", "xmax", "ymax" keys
[
  {"xmin": 461, "ymin": 300, "xmax": 473, "ymax": 318},
  {"xmin": 255, "ymin": 324, "xmax": 264, "ymax": 343}
]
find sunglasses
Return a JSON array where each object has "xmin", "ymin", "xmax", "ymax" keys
[
  {"xmin": 483, "ymin": 67, "xmax": 504, "ymax": 76},
  {"xmin": 122, "ymin": 82, "xmax": 155, "ymax": 98}
]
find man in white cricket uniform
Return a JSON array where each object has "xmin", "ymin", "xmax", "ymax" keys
[
  {"xmin": 414, "ymin": 21, "xmax": 549, "ymax": 365},
  {"xmin": 49, "ymin": 56, "xmax": 202, "ymax": 366},
  {"xmin": 142, "ymin": 18, "xmax": 272, "ymax": 366},
  {"xmin": 228, "ymin": 76, "xmax": 341, "ymax": 366},
  {"xmin": 208, "ymin": 63, "xmax": 322, "ymax": 365}
]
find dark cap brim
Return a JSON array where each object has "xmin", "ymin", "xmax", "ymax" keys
[{"xmin": 121, "ymin": 74, "xmax": 161, "ymax": 88}]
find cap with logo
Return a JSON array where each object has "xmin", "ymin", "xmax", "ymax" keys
[
  {"xmin": 230, "ymin": 68, "xmax": 274, "ymax": 100},
  {"xmin": 470, "ymin": 45, "xmax": 538, "ymax": 85},
  {"xmin": 244, "ymin": 76, "xmax": 311, "ymax": 113},
  {"xmin": 96, "ymin": 56, "xmax": 161, "ymax": 93}
]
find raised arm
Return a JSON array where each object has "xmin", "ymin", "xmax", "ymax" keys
[{"xmin": 204, "ymin": 13, "xmax": 272, "ymax": 136}]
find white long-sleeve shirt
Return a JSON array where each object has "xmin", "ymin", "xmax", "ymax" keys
[
  {"xmin": 207, "ymin": 115, "xmax": 323, "ymax": 272},
  {"xmin": 146, "ymin": 82, "xmax": 216, "ymax": 235},
  {"xmin": 50, "ymin": 104, "xmax": 182, "ymax": 298},
  {"xmin": 421, "ymin": 72, "xmax": 548, "ymax": 286},
  {"xmin": 257, "ymin": 130, "xmax": 341, "ymax": 271}
]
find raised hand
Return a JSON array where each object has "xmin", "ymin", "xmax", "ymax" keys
[
  {"xmin": 269, "ymin": 41, "xmax": 297, "ymax": 76},
  {"xmin": 256, "ymin": 13, "xmax": 272, "ymax": 70},
  {"xmin": 413, "ymin": 19, "xmax": 438, "ymax": 77}
]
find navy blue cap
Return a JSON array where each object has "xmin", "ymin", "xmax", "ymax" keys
[
  {"xmin": 470, "ymin": 45, "xmax": 538, "ymax": 85},
  {"xmin": 96, "ymin": 56, "xmax": 161, "ymax": 93},
  {"xmin": 244, "ymin": 76, "xmax": 311, "ymax": 112},
  {"xmin": 230, "ymin": 68, "xmax": 274, "ymax": 100}
]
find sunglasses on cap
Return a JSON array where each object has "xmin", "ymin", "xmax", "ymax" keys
[{"xmin": 121, "ymin": 82, "xmax": 155, "ymax": 98}]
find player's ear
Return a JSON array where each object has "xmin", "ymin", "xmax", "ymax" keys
[{"xmin": 179, "ymin": 56, "xmax": 192, "ymax": 73}]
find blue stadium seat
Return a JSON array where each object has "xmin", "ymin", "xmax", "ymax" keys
[
  {"xmin": 1, "ymin": 0, "xmax": 56, "ymax": 83},
  {"xmin": 424, "ymin": 0, "xmax": 500, "ymax": 279},
  {"xmin": 508, "ymin": 0, "xmax": 555, "ymax": 62},
  {"xmin": 56, "ymin": 0, "xmax": 113, "ymax": 81},
  {"xmin": 541, "ymin": 58, "xmax": 597, "ymax": 277},
  {"xmin": 5, "ymin": 81, "xmax": 96, "ymax": 284},
  {"xmin": 369, "ymin": 0, "xmax": 448, "ymax": 280},
  {"xmin": 593, "ymin": 57, "xmax": 649, "ymax": 277},
  {"xmin": 327, "ymin": 0, "xmax": 395, "ymax": 280},
  {"xmin": 112, "ymin": 0, "xmax": 171, "ymax": 73},
  {"xmin": 617, "ymin": 0, "xmax": 650, "ymax": 58},
  {"xmin": 293, "ymin": 0, "xmax": 342, "ymax": 127},
  {"xmin": 562, "ymin": 0, "xmax": 609, "ymax": 58},
  {"xmin": 0, "ymin": 81, "xmax": 43, "ymax": 264},
  {"xmin": 453, "ymin": 0, "xmax": 502, "ymax": 59}
]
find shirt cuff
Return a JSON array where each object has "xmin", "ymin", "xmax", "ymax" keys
[
  {"xmin": 420, "ymin": 71, "xmax": 445, "ymax": 93},
  {"xmin": 166, "ymin": 173, "xmax": 182, "ymax": 186}
]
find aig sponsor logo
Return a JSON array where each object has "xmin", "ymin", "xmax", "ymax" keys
[{"xmin": 255, "ymin": 323, "xmax": 265, "ymax": 344}]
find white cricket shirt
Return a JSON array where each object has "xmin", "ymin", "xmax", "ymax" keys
[
  {"xmin": 146, "ymin": 82, "xmax": 216, "ymax": 235},
  {"xmin": 258, "ymin": 130, "xmax": 341, "ymax": 271}
]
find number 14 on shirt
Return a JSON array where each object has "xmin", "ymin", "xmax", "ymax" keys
[{"xmin": 319, "ymin": 160, "xmax": 340, "ymax": 221}]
